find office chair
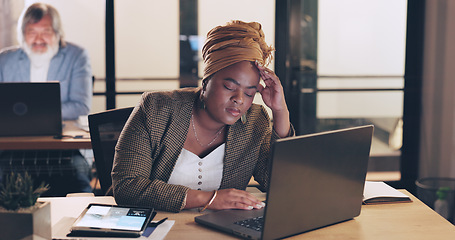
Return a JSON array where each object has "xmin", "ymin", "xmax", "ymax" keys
[{"xmin": 88, "ymin": 107, "xmax": 134, "ymax": 195}]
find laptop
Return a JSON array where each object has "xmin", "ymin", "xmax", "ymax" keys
[
  {"xmin": 195, "ymin": 125, "xmax": 374, "ymax": 240},
  {"xmin": 0, "ymin": 82, "xmax": 62, "ymax": 137}
]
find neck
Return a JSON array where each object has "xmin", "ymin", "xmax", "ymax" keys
[{"xmin": 193, "ymin": 105, "xmax": 225, "ymax": 132}]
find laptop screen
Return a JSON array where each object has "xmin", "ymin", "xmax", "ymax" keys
[{"xmin": 0, "ymin": 82, "xmax": 62, "ymax": 137}]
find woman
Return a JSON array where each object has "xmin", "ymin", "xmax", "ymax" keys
[{"xmin": 112, "ymin": 20, "xmax": 293, "ymax": 212}]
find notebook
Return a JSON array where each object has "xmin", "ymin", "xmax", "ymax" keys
[
  {"xmin": 195, "ymin": 125, "xmax": 374, "ymax": 240},
  {"xmin": 0, "ymin": 82, "xmax": 62, "ymax": 137}
]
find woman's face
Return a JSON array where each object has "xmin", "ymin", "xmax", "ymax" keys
[{"xmin": 203, "ymin": 61, "xmax": 260, "ymax": 125}]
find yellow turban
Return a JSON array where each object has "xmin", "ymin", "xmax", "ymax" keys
[{"xmin": 202, "ymin": 20, "xmax": 274, "ymax": 81}]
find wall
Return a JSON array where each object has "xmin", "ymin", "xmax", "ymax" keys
[
  {"xmin": 198, "ymin": 0, "xmax": 276, "ymax": 74},
  {"xmin": 22, "ymin": 0, "xmax": 106, "ymax": 78},
  {"xmin": 21, "ymin": 0, "xmax": 179, "ymax": 80},
  {"xmin": 317, "ymin": 0, "xmax": 407, "ymax": 119}
]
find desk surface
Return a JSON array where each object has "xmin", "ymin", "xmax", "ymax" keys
[
  {"xmin": 39, "ymin": 190, "xmax": 455, "ymax": 240},
  {"xmin": 0, "ymin": 120, "xmax": 91, "ymax": 150}
]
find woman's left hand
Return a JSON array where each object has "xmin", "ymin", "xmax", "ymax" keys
[
  {"xmin": 255, "ymin": 61, "xmax": 291, "ymax": 138},
  {"xmin": 255, "ymin": 61, "xmax": 287, "ymax": 112}
]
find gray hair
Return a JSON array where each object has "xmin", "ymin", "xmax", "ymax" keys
[{"xmin": 18, "ymin": 3, "xmax": 65, "ymax": 47}]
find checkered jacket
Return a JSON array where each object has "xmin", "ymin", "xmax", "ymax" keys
[{"xmin": 112, "ymin": 88, "xmax": 292, "ymax": 212}]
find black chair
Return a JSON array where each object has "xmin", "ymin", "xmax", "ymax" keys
[{"xmin": 88, "ymin": 107, "xmax": 134, "ymax": 195}]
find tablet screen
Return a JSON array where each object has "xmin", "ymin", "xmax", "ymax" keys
[{"xmin": 72, "ymin": 204, "xmax": 154, "ymax": 232}]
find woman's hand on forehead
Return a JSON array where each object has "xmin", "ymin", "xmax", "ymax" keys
[{"xmin": 255, "ymin": 61, "xmax": 287, "ymax": 112}]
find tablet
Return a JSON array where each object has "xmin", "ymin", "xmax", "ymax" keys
[{"xmin": 69, "ymin": 204, "xmax": 155, "ymax": 238}]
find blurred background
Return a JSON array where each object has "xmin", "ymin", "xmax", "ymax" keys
[{"xmin": 1, "ymin": 0, "xmax": 454, "ymax": 194}]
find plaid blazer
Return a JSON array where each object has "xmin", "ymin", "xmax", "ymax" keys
[{"xmin": 112, "ymin": 88, "xmax": 292, "ymax": 212}]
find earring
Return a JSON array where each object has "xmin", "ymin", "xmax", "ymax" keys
[
  {"xmin": 241, "ymin": 114, "xmax": 247, "ymax": 124},
  {"xmin": 199, "ymin": 95, "xmax": 206, "ymax": 109}
]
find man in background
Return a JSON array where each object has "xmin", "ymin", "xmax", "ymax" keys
[{"xmin": 0, "ymin": 2, "xmax": 93, "ymax": 196}]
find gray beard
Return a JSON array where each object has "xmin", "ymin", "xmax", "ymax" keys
[{"xmin": 22, "ymin": 42, "xmax": 59, "ymax": 67}]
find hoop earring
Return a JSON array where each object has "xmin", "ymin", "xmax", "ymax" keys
[{"xmin": 241, "ymin": 114, "xmax": 247, "ymax": 124}]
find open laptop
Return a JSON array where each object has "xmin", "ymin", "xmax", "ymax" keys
[
  {"xmin": 0, "ymin": 82, "xmax": 62, "ymax": 137},
  {"xmin": 195, "ymin": 125, "xmax": 374, "ymax": 240}
]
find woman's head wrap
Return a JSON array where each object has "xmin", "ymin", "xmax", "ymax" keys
[{"xmin": 202, "ymin": 20, "xmax": 274, "ymax": 81}]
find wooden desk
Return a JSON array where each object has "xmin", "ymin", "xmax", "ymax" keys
[
  {"xmin": 39, "ymin": 190, "xmax": 455, "ymax": 240},
  {"xmin": 0, "ymin": 120, "xmax": 91, "ymax": 150}
]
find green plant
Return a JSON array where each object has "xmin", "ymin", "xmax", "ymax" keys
[{"xmin": 0, "ymin": 172, "xmax": 49, "ymax": 211}]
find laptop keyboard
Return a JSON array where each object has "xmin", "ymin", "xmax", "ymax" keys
[{"xmin": 234, "ymin": 216, "xmax": 264, "ymax": 232}]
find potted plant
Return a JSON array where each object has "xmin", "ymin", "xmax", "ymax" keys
[{"xmin": 0, "ymin": 172, "xmax": 51, "ymax": 240}]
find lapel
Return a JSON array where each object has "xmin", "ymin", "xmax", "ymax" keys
[
  {"xmin": 47, "ymin": 46, "xmax": 64, "ymax": 81},
  {"xmin": 159, "ymin": 90, "xmax": 198, "ymax": 182},
  {"xmin": 17, "ymin": 51, "xmax": 30, "ymax": 81},
  {"xmin": 220, "ymin": 120, "xmax": 248, "ymax": 188}
]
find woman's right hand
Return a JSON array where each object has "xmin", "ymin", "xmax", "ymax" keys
[
  {"xmin": 208, "ymin": 188, "xmax": 265, "ymax": 210},
  {"xmin": 185, "ymin": 188, "xmax": 265, "ymax": 211}
]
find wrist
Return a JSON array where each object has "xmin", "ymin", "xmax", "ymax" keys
[
  {"xmin": 200, "ymin": 190, "xmax": 217, "ymax": 212},
  {"xmin": 185, "ymin": 189, "xmax": 217, "ymax": 210},
  {"xmin": 272, "ymin": 108, "xmax": 290, "ymax": 137},
  {"xmin": 272, "ymin": 108, "xmax": 289, "ymax": 118}
]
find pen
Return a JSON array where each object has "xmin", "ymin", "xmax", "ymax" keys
[{"xmin": 148, "ymin": 217, "xmax": 168, "ymax": 227}]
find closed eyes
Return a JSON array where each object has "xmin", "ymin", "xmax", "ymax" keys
[{"xmin": 224, "ymin": 85, "xmax": 255, "ymax": 98}]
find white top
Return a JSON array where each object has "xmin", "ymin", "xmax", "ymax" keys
[
  {"xmin": 22, "ymin": 42, "xmax": 57, "ymax": 83},
  {"xmin": 30, "ymin": 63, "xmax": 50, "ymax": 82},
  {"xmin": 168, "ymin": 144, "xmax": 225, "ymax": 191}
]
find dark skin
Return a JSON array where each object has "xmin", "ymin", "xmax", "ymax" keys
[{"xmin": 183, "ymin": 61, "xmax": 290, "ymax": 211}]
